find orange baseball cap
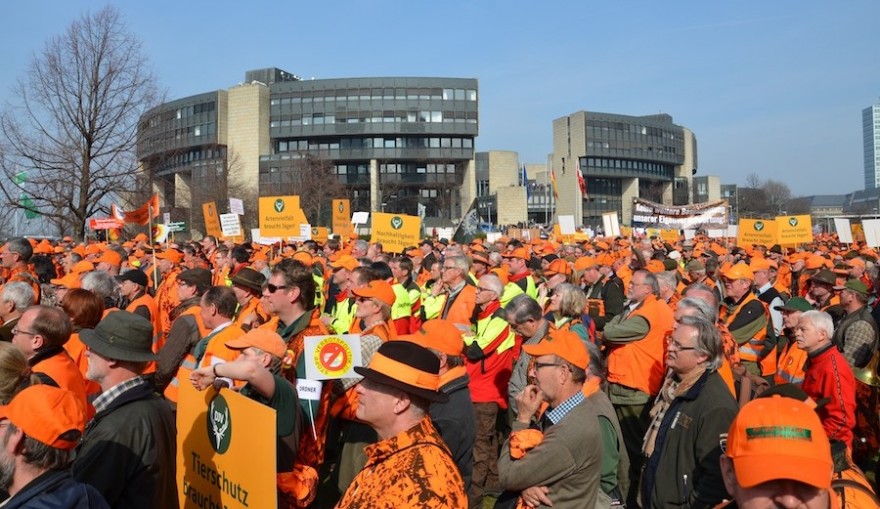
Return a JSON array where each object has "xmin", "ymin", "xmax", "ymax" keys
[
  {"xmin": 522, "ymin": 329, "xmax": 590, "ymax": 370},
  {"xmin": 330, "ymin": 255, "xmax": 359, "ymax": 272},
  {"xmin": 847, "ymin": 258, "xmax": 866, "ymax": 268},
  {"xmin": 574, "ymin": 257, "xmax": 597, "ymax": 271},
  {"xmin": 71, "ymin": 260, "xmax": 95, "ymax": 274},
  {"xmin": 352, "ymin": 280, "xmax": 396, "ymax": 306},
  {"xmin": 748, "ymin": 258, "xmax": 774, "ymax": 272},
  {"xmin": 645, "ymin": 260, "xmax": 665, "ymax": 273},
  {"xmin": 805, "ymin": 255, "xmax": 827, "ymax": 270},
  {"xmin": 544, "ymin": 259, "xmax": 572, "ymax": 277},
  {"xmin": 50, "ymin": 272, "xmax": 81, "ymax": 289},
  {"xmin": 95, "ymin": 249, "xmax": 123, "ymax": 267},
  {"xmin": 292, "ymin": 251, "xmax": 313, "ymax": 265},
  {"xmin": 722, "ymin": 263, "xmax": 754, "ymax": 282},
  {"xmin": 225, "ymin": 328, "xmax": 287, "ymax": 359},
  {"xmin": 398, "ymin": 319, "xmax": 464, "ymax": 356},
  {"xmin": 503, "ymin": 247, "xmax": 529, "ymax": 260},
  {"xmin": 155, "ymin": 249, "xmax": 183, "ymax": 264},
  {"xmin": 725, "ymin": 395, "xmax": 832, "ymax": 489},
  {"xmin": 0, "ymin": 385, "xmax": 85, "ymax": 450}
]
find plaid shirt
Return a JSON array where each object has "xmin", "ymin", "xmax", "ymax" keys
[
  {"xmin": 92, "ymin": 376, "xmax": 148, "ymax": 414},
  {"xmin": 545, "ymin": 391, "xmax": 585, "ymax": 426}
]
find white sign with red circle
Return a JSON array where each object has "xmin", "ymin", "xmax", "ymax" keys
[{"xmin": 304, "ymin": 335, "xmax": 362, "ymax": 380}]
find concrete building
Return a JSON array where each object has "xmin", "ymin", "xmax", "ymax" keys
[
  {"xmin": 865, "ymin": 101, "xmax": 880, "ymax": 190},
  {"xmin": 137, "ymin": 68, "xmax": 478, "ymax": 228},
  {"xmin": 552, "ymin": 111, "xmax": 698, "ymax": 227},
  {"xmin": 476, "ymin": 151, "xmax": 556, "ymax": 227}
]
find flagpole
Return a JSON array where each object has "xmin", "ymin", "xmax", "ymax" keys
[{"xmin": 149, "ymin": 202, "xmax": 159, "ymax": 291}]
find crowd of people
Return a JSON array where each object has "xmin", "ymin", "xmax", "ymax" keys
[{"xmin": 0, "ymin": 231, "xmax": 878, "ymax": 508}]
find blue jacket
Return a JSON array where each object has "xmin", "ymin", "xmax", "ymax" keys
[{"xmin": 3, "ymin": 470, "xmax": 109, "ymax": 509}]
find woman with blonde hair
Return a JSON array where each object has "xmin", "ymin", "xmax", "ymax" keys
[
  {"xmin": 546, "ymin": 283, "xmax": 595, "ymax": 345},
  {"xmin": 0, "ymin": 341, "xmax": 39, "ymax": 404}
]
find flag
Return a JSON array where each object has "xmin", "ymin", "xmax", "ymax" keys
[
  {"xmin": 577, "ymin": 166, "xmax": 587, "ymax": 198},
  {"xmin": 152, "ymin": 223, "xmax": 169, "ymax": 244},
  {"xmin": 550, "ymin": 168, "xmax": 559, "ymax": 199},
  {"xmin": 13, "ymin": 172, "xmax": 27, "ymax": 185},
  {"xmin": 19, "ymin": 193, "xmax": 39, "ymax": 219},
  {"xmin": 110, "ymin": 203, "xmax": 124, "ymax": 221},
  {"xmin": 123, "ymin": 194, "xmax": 160, "ymax": 225},
  {"xmin": 453, "ymin": 198, "xmax": 482, "ymax": 244},
  {"xmin": 521, "ymin": 164, "xmax": 531, "ymax": 199}
]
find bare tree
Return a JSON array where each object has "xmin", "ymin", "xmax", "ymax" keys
[
  {"xmin": 269, "ymin": 153, "xmax": 349, "ymax": 227},
  {"xmin": 0, "ymin": 6, "xmax": 160, "ymax": 238},
  {"xmin": 738, "ymin": 173, "xmax": 800, "ymax": 217}
]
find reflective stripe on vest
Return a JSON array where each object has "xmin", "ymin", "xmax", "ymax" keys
[{"xmin": 163, "ymin": 353, "xmax": 198, "ymax": 403}]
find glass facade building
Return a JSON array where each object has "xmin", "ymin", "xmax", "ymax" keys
[
  {"xmin": 865, "ymin": 103, "xmax": 880, "ymax": 190},
  {"xmin": 138, "ymin": 69, "xmax": 478, "ymax": 221}
]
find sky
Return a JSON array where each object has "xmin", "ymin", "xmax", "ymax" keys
[{"xmin": 1, "ymin": 1, "xmax": 878, "ymax": 197}]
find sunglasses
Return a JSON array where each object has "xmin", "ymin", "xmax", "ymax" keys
[{"xmin": 264, "ymin": 283, "xmax": 289, "ymax": 293}]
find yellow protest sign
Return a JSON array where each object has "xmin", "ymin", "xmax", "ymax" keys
[
  {"xmin": 202, "ymin": 202, "xmax": 223, "ymax": 239},
  {"xmin": 660, "ymin": 229, "xmax": 680, "ymax": 243},
  {"xmin": 332, "ymin": 199, "xmax": 351, "ymax": 238},
  {"xmin": 852, "ymin": 223, "xmax": 866, "ymax": 242},
  {"xmin": 177, "ymin": 383, "xmax": 276, "ymax": 509},
  {"xmin": 736, "ymin": 218, "xmax": 777, "ymax": 247},
  {"xmin": 371, "ymin": 212, "xmax": 420, "ymax": 253},
  {"xmin": 620, "ymin": 226, "xmax": 633, "ymax": 238},
  {"xmin": 259, "ymin": 196, "xmax": 308, "ymax": 237},
  {"xmin": 775, "ymin": 215, "xmax": 813, "ymax": 245},
  {"xmin": 311, "ymin": 226, "xmax": 329, "ymax": 243}
]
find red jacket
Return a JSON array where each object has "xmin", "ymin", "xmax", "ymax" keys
[
  {"xmin": 802, "ymin": 343, "xmax": 856, "ymax": 449},
  {"xmin": 466, "ymin": 301, "xmax": 515, "ymax": 407}
]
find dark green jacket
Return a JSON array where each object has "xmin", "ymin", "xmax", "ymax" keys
[{"xmin": 642, "ymin": 370, "xmax": 737, "ymax": 509}]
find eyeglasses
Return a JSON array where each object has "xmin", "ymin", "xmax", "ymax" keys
[
  {"xmin": 355, "ymin": 296, "xmax": 372, "ymax": 303},
  {"xmin": 264, "ymin": 283, "xmax": 289, "ymax": 293},
  {"xmin": 11, "ymin": 328, "xmax": 37, "ymax": 337},
  {"xmin": 442, "ymin": 266, "xmax": 457, "ymax": 271},
  {"xmin": 534, "ymin": 362, "xmax": 563, "ymax": 370},
  {"xmin": 668, "ymin": 340, "xmax": 697, "ymax": 352},
  {"xmin": 476, "ymin": 287, "xmax": 494, "ymax": 293}
]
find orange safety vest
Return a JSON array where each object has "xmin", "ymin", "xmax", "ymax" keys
[
  {"xmin": 34, "ymin": 350, "xmax": 94, "ymax": 420},
  {"xmin": 63, "ymin": 331, "xmax": 102, "ymax": 401},
  {"xmin": 233, "ymin": 297, "xmax": 270, "ymax": 331},
  {"xmin": 155, "ymin": 269, "xmax": 181, "ymax": 341},
  {"xmin": 441, "ymin": 284, "xmax": 477, "ymax": 329},
  {"xmin": 163, "ymin": 306, "xmax": 210, "ymax": 404},
  {"xmin": 720, "ymin": 293, "xmax": 772, "ymax": 368},
  {"xmin": 606, "ymin": 295, "xmax": 674, "ymax": 396},
  {"xmin": 775, "ymin": 339, "xmax": 808, "ymax": 385},
  {"xmin": 126, "ymin": 292, "xmax": 162, "ymax": 353}
]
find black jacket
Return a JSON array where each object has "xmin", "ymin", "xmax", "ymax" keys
[
  {"xmin": 3, "ymin": 470, "xmax": 109, "ymax": 509},
  {"xmin": 642, "ymin": 370, "xmax": 738, "ymax": 509},
  {"xmin": 72, "ymin": 381, "xmax": 178, "ymax": 509},
  {"xmin": 429, "ymin": 370, "xmax": 476, "ymax": 491}
]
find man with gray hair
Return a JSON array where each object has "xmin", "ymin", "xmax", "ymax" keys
[
  {"xmin": 797, "ymin": 310, "xmax": 856, "ymax": 450},
  {"xmin": 81, "ymin": 270, "xmax": 120, "ymax": 313},
  {"xmin": 602, "ymin": 269, "xmax": 674, "ymax": 505},
  {"xmin": 640, "ymin": 315, "xmax": 738, "ymax": 508},
  {"xmin": 0, "ymin": 281, "xmax": 35, "ymax": 341},
  {"xmin": 505, "ymin": 294, "xmax": 550, "ymax": 414}
]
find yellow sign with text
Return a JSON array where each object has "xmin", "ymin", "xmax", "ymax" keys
[
  {"xmin": 311, "ymin": 226, "xmax": 329, "ymax": 243},
  {"xmin": 371, "ymin": 212, "xmax": 421, "ymax": 253},
  {"xmin": 620, "ymin": 226, "xmax": 633, "ymax": 238},
  {"xmin": 775, "ymin": 215, "xmax": 813, "ymax": 245},
  {"xmin": 736, "ymin": 218, "xmax": 777, "ymax": 247},
  {"xmin": 660, "ymin": 229, "xmax": 680, "ymax": 243},
  {"xmin": 202, "ymin": 202, "xmax": 223, "ymax": 239},
  {"xmin": 332, "ymin": 199, "xmax": 351, "ymax": 238},
  {"xmin": 259, "ymin": 196, "xmax": 308, "ymax": 237},
  {"xmin": 177, "ymin": 383, "xmax": 276, "ymax": 509}
]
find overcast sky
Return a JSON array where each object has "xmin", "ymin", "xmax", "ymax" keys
[{"xmin": 2, "ymin": 0, "xmax": 878, "ymax": 197}]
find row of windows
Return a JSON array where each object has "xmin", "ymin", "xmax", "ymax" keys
[
  {"xmin": 144, "ymin": 101, "xmax": 216, "ymax": 128},
  {"xmin": 583, "ymin": 157, "xmax": 674, "ymax": 176},
  {"xmin": 276, "ymin": 137, "xmax": 474, "ymax": 152},
  {"xmin": 332, "ymin": 163, "xmax": 459, "ymax": 175},
  {"xmin": 587, "ymin": 141, "xmax": 678, "ymax": 155},
  {"xmin": 270, "ymin": 110, "xmax": 477, "ymax": 127},
  {"xmin": 271, "ymin": 88, "xmax": 477, "ymax": 105},
  {"xmin": 586, "ymin": 122, "xmax": 680, "ymax": 141}
]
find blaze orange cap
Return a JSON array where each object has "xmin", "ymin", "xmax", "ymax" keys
[
  {"xmin": 805, "ymin": 255, "xmax": 826, "ymax": 270},
  {"xmin": 544, "ymin": 259, "xmax": 572, "ymax": 277},
  {"xmin": 645, "ymin": 260, "xmax": 665, "ymax": 273},
  {"xmin": 722, "ymin": 263, "xmax": 754, "ymax": 282},
  {"xmin": 523, "ymin": 329, "xmax": 590, "ymax": 370},
  {"xmin": 0, "ymin": 385, "xmax": 85, "ymax": 450},
  {"xmin": 406, "ymin": 249, "xmax": 422, "ymax": 258},
  {"xmin": 490, "ymin": 266, "xmax": 509, "ymax": 285},
  {"xmin": 225, "ymin": 328, "xmax": 287, "ymax": 359},
  {"xmin": 71, "ymin": 261, "xmax": 95, "ymax": 274},
  {"xmin": 503, "ymin": 247, "xmax": 530, "ymax": 260},
  {"xmin": 95, "ymin": 249, "xmax": 122, "ymax": 267},
  {"xmin": 50, "ymin": 272, "xmax": 81, "ymax": 289},
  {"xmin": 292, "ymin": 251, "xmax": 313, "ymax": 265},
  {"xmin": 574, "ymin": 257, "xmax": 597, "ymax": 271},
  {"xmin": 470, "ymin": 251, "xmax": 490, "ymax": 265},
  {"xmin": 749, "ymin": 258, "xmax": 775, "ymax": 272},
  {"xmin": 352, "ymin": 280, "xmax": 396, "ymax": 306},
  {"xmin": 133, "ymin": 233, "xmax": 148, "ymax": 242},
  {"xmin": 330, "ymin": 255, "xmax": 358, "ymax": 272},
  {"xmin": 847, "ymin": 258, "xmax": 866, "ymax": 268},
  {"xmin": 251, "ymin": 251, "xmax": 268, "ymax": 262},
  {"xmin": 71, "ymin": 245, "xmax": 87, "ymax": 257},
  {"xmin": 155, "ymin": 249, "xmax": 183, "ymax": 264},
  {"xmin": 398, "ymin": 319, "xmax": 464, "ymax": 356},
  {"xmin": 725, "ymin": 395, "xmax": 832, "ymax": 489}
]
